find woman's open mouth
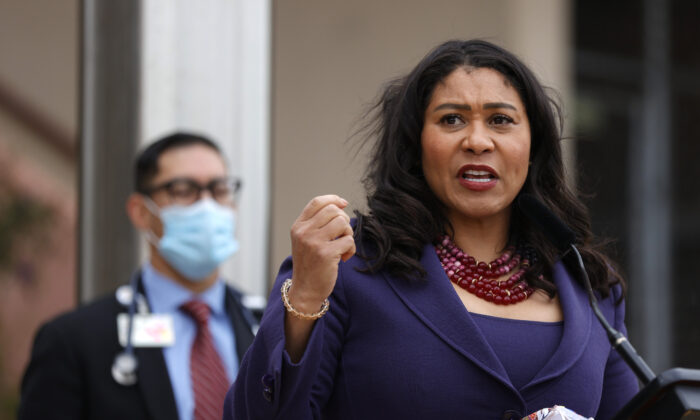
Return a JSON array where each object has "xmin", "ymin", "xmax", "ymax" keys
[{"xmin": 458, "ymin": 165, "xmax": 498, "ymax": 191}]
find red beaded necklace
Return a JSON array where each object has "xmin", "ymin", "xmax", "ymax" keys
[{"xmin": 435, "ymin": 234, "xmax": 542, "ymax": 305}]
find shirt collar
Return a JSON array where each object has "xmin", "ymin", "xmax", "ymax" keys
[{"xmin": 141, "ymin": 262, "xmax": 226, "ymax": 316}]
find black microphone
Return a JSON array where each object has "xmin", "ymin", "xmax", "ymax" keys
[{"xmin": 517, "ymin": 193, "xmax": 656, "ymax": 385}]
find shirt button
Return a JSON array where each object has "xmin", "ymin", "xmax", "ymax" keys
[
  {"xmin": 261, "ymin": 374, "xmax": 274, "ymax": 403},
  {"xmin": 502, "ymin": 410, "xmax": 521, "ymax": 420}
]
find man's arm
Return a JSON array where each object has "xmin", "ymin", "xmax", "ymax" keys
[{"xmin": 18, "ymin": 319, "xmax": 85, "ymax": 420}]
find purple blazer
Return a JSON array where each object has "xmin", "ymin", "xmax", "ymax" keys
[{"xmin": 225, "ymin": 244, "xmax": 638, "ymax": 419}]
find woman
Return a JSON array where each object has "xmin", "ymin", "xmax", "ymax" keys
[{"xmin": 225, "ymin": 40, "xmax": 638, "ymax": 419}]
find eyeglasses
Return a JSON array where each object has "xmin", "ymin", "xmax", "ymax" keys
[{"xmin": 142, "ymin": 177, "xmax": 242, "ymax": 206}]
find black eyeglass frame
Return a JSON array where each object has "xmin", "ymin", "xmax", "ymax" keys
[{"xmin": 140, "ymin": 176, "xmax": 242, "ymax": 205}]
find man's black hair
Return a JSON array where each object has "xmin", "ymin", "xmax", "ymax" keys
[{"xmin": 134, "ymin": 132, "xmax": 221, "ymax": 193}]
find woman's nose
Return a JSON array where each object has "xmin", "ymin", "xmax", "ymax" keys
[{"xmin": 461, "ymin": 123, "xmax": 495, "ymax": 154}]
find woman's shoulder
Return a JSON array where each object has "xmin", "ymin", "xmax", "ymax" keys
[{"xmin": 337, "ymin": 251, "xmax": 380, "ymax": 284}]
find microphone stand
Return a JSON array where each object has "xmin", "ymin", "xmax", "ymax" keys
[
  {"xmin": 570, "ymin": 244, "xmax": 700, "ymax": 419},
  {"xmin": 569, "ymin": 245, "xmax": 655, "ymax": 385},
  {"xmin": 517, "ymin": 193, "xmax": 700, "ymax": 418}
]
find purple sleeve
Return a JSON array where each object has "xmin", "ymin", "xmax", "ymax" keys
[
  {"xmin": 595, "ymin": 285, "xmax": 640, "ymax": 420},
  {"xmin": 223, "ymin": 256, "xmax": 349, "ymax": 420}
]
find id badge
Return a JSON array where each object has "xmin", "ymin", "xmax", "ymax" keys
[{"xmin": 117, "ymin": 313, "xmax": 175, "ymax": 347}]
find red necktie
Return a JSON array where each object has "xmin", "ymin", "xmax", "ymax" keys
[{"xmin": 180, "ymin": 300, "xmax": 230, "ymax": 420}]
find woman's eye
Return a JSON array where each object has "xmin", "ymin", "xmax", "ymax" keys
[
  {"xmin": 491, "ymin": 115, "xmax": 514, "ymax": 125},
  {"xmin": 440, "ymin": 114, "xmax": 464, "ymax": 125}
]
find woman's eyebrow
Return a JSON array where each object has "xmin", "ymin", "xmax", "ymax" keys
[
  {"xmin": 433, "ymin": 103, "xmax": 471, "ymax": 112},
  {"xmin": 483, "ymin": 102, "xmax": 517, "ymax": 110},
  {"xmin": 432, "ymin": 102, "xmax": 517, "ymax": 112}
]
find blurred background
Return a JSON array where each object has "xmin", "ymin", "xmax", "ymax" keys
[{"xmin": 0, "ymin": 0, "xmax": 698, "ymax": 417}]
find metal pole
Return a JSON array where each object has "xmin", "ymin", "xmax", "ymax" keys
[
  {"xmin": 79, "ymin": 0, "xmax": 141, "ymax": 302},
  {"xmin": 629, "ymin": 0, "xmax": 672, "ymax": 372}
]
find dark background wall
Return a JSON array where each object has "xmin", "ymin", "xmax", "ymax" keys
[{"xmin": 575, "ymin": 0, "xmax": 700, "ymax": 371}]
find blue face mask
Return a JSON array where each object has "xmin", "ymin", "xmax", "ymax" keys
[{"xmin": 145, "ymin": 198, "xmax": 240, "ymax": 281}]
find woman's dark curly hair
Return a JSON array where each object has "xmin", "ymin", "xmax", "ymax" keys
[{"xmin": 354, "ymin": 39, "xmax": 624, "ymax": 298}]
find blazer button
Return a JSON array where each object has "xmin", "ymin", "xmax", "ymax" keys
[
  {"xmin": 261, "ymin": 374, "xmax": 274, "ymax": 403},
  {"xmin": 502, "ymin": 410, "xmax": 521, "ymax": 420}
]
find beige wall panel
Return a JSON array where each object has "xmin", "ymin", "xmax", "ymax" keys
[
  {"xmin": 503, "ymin": 0, "xmax": 574, "ymax": 184},
  {"xmin": 271, "ymin": 0, "xmax": 572, "ymax": 284},
  {"xmin": 0, "ymin": 0, "xmax": 78, "ymax": 133},
  {"xmin": 0, "ymin": 111, "xmax": 75, "ymax": 190}
]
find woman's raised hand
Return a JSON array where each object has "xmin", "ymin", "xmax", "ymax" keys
[{"xmin": 288, "ymin": 195, "xmax": 356, "ymax": 314}]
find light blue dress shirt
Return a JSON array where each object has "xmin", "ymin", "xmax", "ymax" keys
[{"xmin": 141, "ymin": 263, "xmax": 238, "ymax": 420}]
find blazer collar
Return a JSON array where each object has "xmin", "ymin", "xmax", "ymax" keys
[
  {"xmin": 521, "ymin": 261, "xmax": 591, "ymax": 390},
  {"xmin": 383, "ymin": 243, "xmax": 515, "ymax": 390},
  {"xmin": 384, "ymin": 244, "xmax": 592, "ymax": 393}
]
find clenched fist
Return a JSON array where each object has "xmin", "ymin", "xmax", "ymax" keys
[{"xmin": 288, "ymin": 195, "xmax": 356, "ymax": 314}]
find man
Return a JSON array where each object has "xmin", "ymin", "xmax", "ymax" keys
[{"xmin": 19, "ymin": 133, "xmax": 256, "ymax": 420}]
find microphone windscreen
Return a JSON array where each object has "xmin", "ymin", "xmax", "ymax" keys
[{"xmin": 517, "ymin": 194, "xmax": 576, "ymax": 252}]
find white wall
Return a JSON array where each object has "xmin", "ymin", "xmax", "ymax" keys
[{"xmin": 140, "ymin": 0, "xmax": 271, "ymax": 297}]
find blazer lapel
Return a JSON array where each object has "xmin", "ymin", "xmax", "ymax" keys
[
  {"xmin": 135, "ymin": 347, "xmax": 179, "ymax": 420},
  {"xmin": 224, "ymin": 288, "xmax": 255, "ymax": 361},
  {"xmin": 384, "ymin": 248, "xmax": 593, "ymax": 395},
  {"xmin": 130, "ymin": 274, "xmax": 252, "ymax": 419},
  {"xmin": 522, "ymin": 261, "xmax": 592, "ymax": 390},
  {"xmin": 383, "ymin": 243, "xmax": 515, "ymax": 391}
]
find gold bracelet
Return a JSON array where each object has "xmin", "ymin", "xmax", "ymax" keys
[{"xmin": 281, "ymin": 278, "xmax": 330, "ymax": 320}]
